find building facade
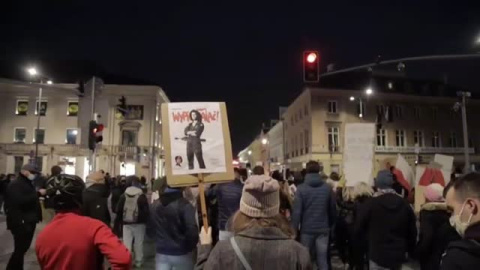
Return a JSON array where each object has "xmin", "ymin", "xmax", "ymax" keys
[
  {"xmin": 282, "ymin": 87, "xmax": 479, "ymax": 175},
  {"xmin": 0, "ymin": 78, "xmax": 169, "ymax": 180}
]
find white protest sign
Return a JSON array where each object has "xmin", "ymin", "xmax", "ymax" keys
[
  {"xmin": 434, "ymin": 154, "xmax": 454, "ymax": 184},
  {"xmin": 343, "ymin": 123, "xmax": 376, "ymax": 187}
]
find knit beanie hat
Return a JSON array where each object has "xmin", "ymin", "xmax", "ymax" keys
[
  {"xmin": 240, "ymin": 175, "xmax": 280, "ymax": 218},
  {"xmin": 375, "ymin": 170, "xmax": 394, "ymax": 189},
  {"xmin": 424, "ymin": 183, "xmax": 444, "ymax": 202}
]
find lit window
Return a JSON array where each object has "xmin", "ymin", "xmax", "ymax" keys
[
  {"xmin": 16, "ymin": 100, "xmax": 28, "ymax": 116},
  {"xmin": 414, "ymin": 130, "xmax": 424, "ymax": 147},
  {"xmin": 328, "ymin": 127, "xmax": 340, "ymax": 151},
  {"xmin": 35, "ymin": 100, "xmax": 48, "ymax": 116},
  {"xmin": 34, "ymin": 129, "xmax": 45, "ymax": 144},
  {"xmin": 432, "ymin": 131, "xmax": 441, "ymax": 148},
  {"xmin": 67, "ymin": 101, "xmax": 79, "ymax": 116},
  {"xmin": 377, "ymin": 128, "xmax": 386, "ymax": 146},
  {"xmin": 66, "ymin": 129, "xmax": 78, "ymax": 144}
]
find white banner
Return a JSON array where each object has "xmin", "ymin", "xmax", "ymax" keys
[
  {"xmin": 343, "ymin": 123, "xmax": 376, "ymax": 187},
  {"xmin": 167, "ymin": 102, "xmax": 227, "ymax": 175}
]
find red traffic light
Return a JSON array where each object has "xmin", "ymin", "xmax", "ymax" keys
[{"xmin": 306, "ymin": 52, "xmax": 317, "ymax": 63}]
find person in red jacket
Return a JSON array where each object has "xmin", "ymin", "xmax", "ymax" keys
[{"xmin": 35, "ymin": 174, "xmax": 132, "ymax": 270}]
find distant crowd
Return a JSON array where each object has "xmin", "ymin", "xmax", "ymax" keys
[{"xmin": 0, "ymin": 161, "xmax": 479, "ymax": 270}]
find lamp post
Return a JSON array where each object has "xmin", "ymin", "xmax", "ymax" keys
[{"xmin": 26, "ymin": 67, "xmax": 52, "ymax": 170}]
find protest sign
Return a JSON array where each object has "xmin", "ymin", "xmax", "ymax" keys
[{"xmin": 343, "ymin": 123, "xmax": 376, "ymax": 187}]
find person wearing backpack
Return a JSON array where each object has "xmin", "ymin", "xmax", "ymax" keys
[{"xmin": 116, "ymin": 175, "xmax": 150, "ymax": 268}]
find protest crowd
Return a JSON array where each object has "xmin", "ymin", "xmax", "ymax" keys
[{"xmin": 0, "ymin": 160, "xmax": 479, "ymax": 270}]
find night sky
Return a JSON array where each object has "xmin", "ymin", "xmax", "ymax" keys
[{"xmin": 2, "ymin": 1, "xmax": 480, "ymax": 154}]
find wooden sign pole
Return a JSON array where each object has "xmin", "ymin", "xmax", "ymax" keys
[{"xmin": 197, "ymin": 173, "xmax": 209, "ymax": 231}]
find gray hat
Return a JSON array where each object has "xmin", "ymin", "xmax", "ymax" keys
[
  {"xmin": 22, "ymin": 164, "xmax": 40, "ymax": 174},
  {"xmin": 375, "ymin": 170, "xmax": 394, "ymax": 189}
]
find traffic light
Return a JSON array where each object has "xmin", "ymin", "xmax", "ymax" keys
[
  {"xmin": 117, "ymin": 96, "xmax": 127, "ymax": 117},
  {"xmin": 88, "ymin": 120, "xmax": 104, "ymax": 151},
  {"xmin": 303, "ymin": 51, "xmax": 319, "ymax": 82}
]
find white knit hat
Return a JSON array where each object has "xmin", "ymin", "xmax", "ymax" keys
[{"xmin": 240, "ymin": 175, "xmax": 280, "ymax": 218}]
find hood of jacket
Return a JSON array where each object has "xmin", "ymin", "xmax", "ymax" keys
[
  {"xmin": 125, "ymin": 186, "xmax": 143, "ymax": 197},
  {"xmin": 304, "ymin": 173, "xmax": 325, "ymax": 188},
  {"xmin": 237, "ymin": 225, "xmax": 291, "ymax": 240},
  {"xmin": 374, "ymin": 191, "xmax": 406, "ymax": 211},
  {"xmin": 421, "ymin": 202, "xmax": 448, "ymax": 212},
  {"xmin": 160, "ymin": 188, "xmax": 183, "ymax": 206}
]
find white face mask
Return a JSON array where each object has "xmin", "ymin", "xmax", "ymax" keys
[
  {"xmin": 449, "ymin": 201, "xmax": 474, "ymax": 237},
  {"xmin": 27, "ymin": 174, "xmax": 36, "ymax": 181}
]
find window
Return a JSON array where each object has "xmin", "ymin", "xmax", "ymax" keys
[
  {"xmin": 34, "ymin": 129, "xmax": 45, "ymax": 144},
  {"xmin": 67, "ymin": 101, "xmax": 79, "ymax": 116},
  {"xmin": 377, "ymin": 128, "xmax": 386, "ymax": 146},
  {"xmin": 14, "ymin": 128, "xmax": 26, "ymax": 143},
  {"xmin": 395, "ymin": 130, "xmax": 406, "ymax": 147},
  {"xmin": 328, "ymin": 127, "xmax": 340, "ymax": 151},
  {"xmin": 16, "ymin": 100, "xmax": 28, "ymax": 116},
  {"xmin": 413, "ymin": 107, "xmax": 421, "ymax": 119},
  {"xmin": 395, "ymin": 105, "xmax": 403, "ymax": 119},
  {"xmin": 432, "ymin": 131, "xmax": 441, "ymax": 148},
  {"xmin": 299, "ymin": 110, "xmax": 303, "ymax": 120},
  {"xmin": 328, "ymin": 100, "xmax": 338, "ymax": 114},
  {"xmin": 432, "ymin": 107, "xmax": 438, "ymax": 120},
  {"xmin": 413, "ymin": 130, "xmax": 424, "ymax": 147},
  {"xmin": 304, "ymin": 105, "xmax": 309, "ymax": 116},
  {"xmin": 291, "ymin": 138, "xmax": 294, "ymax": 157},
  {"xmin": 14, "ymin": 156, "xmax": 24, "ymax": 174},
  {"xmin": 35, "ymin": 100, "xmax": 48, "ymax": 116},
  {"xmin": 66, "ymin": 129, "xmax": 78, "ymax": 144},
  {"xmin": 285, "ymin": 141, "xmax": 289, "ymax": 159},
  {"xmin": 376, "ymin": 105, "xmax": 385, "ymax": 115},
  {"xmin": 294, "ymin": 136, "xmax": 298, "ymax": 157},
  {"xmin": 299, "ymin": 132, "xmax": 304, "ymax": 155},
  {"xmin": 291, "ymin": 116, "xmax": 294, "ymax": 126},
  {"xmin": 449, "ymin": 131, "xmax": 458, "ymax": 148},
  {"xmin": 122, "ymin": 130, "xmax": 138, "ymax": 146},
  {"xmin": 304, "ymin": 129, "xmax": 309, "ymax": 153}
]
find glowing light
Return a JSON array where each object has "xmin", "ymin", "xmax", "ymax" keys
[
  {"xmin": 349, "ymin": 96, "xmax": 355, "ymax": 101},
  {"xmin": 306, "ymin": 52, "xmax": 317, "ymax": 63},
  {"xmin": 46, "ymin": 80, "xmax": 53, "ymax": 85},
  {"xmin": 365, "ymin": 88, "xmax": 373, "ymax": 95},
  {"xmin": 261, "ymin": 138, "xmax": 268, "ymax": 145},
  {"xmin": 27, "ymin": 67, "xmax": 38, "ymax": 76}
]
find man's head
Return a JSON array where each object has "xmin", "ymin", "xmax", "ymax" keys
[
  {"xmin": 252, "ymin": 166, "xmax": 265, "ymax": 175},
  {"xmin": 51, "ymin": 165, "xmax": 62, "ymax": 177},
  {"xmin": 446, "ymin": 172, "xmax": 480, "ymax": 235},
  {"xmin": 21, "ymin": 164, "xmax": 40, "ymax": 181},
  {"xmin": 375, "ymin": 170, "xmax": 394, "ymax": 190},
  {"xmin": 306, "ymin": 161, "xmax": 321, "ymax": 174},
  {"xmin": 46, "ymin": 174, "xmax": 85, "ymax": 211},
  {"xmin": 126, "ymin": 175, "xmax": 141, "ymax": 188}
]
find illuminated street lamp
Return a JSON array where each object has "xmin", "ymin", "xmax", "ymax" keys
[
  {"xmin": 349, "ymin": 96, "xmax": 355, "ymax": 101},
  {"xmin": 27, "ymin": 67, "xmax": 38, "ymax": 76},
  {"xmin": 46, "ymin": 80, "xmax": 53, "ymax": 85},
  {"xmin": 365, "ymin": 87, "xmax": 373, "ymax": 95},
  {"xmin": 248, "ymin": 150, "xmax": 252, "ymax": 155},
  {"xmin": 261, "ymin": 138, "xmax": 268, "ymax": 145}
]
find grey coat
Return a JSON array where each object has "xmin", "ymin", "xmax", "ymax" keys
[{"xmin": 195, "ymin": 226, "xmax": 312, "ymax": 270}]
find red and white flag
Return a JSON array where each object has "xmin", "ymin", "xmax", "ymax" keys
[{"xmin": 393, "ymin": 154, "xmax": 414, "ymax": 191}]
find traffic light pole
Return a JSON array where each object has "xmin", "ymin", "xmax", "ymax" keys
[{"xmin": 90, "ymin": 77, "xmax": 96, "ymax": 172}]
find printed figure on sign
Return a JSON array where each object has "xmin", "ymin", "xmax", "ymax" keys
[{"xmin": 184, "ymin": 110, "xmax": 206, "ymax": 170}]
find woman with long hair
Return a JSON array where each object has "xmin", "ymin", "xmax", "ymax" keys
[
  {"xmin": 195, "ymin": 174, "xmax": 311, "ymax": 270},
  {"xmin": 184, "ymin": 110, "xmax": 206, "ymax": 170}
]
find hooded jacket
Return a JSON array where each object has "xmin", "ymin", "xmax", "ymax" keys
[
  {"xmin": 115, "ymin": 186, "xmax": 149, "ymax": 224},
  {"xmin": 415, "ymin": 202, "xmax": 460, "ymax": 270},
  {"xmin": 82, "ymin": 182, "xmax": 111, "ymax": 226},
  {"xmin": 147, "ymin": 188, "xmax": 198, "ymax": 255},
  {"xmin": 5, "ymin": 174, "xmax": 42, "ymax": 230},
  {"xmin": 291, "ymin": 173, "xmax": 337, "ymax": 234},
  {"xmin": 354, "ymin": 191, "xmax": 417, "ymax": 268},
  {"xmin": 441, "ymin": 222, "xmax": 480, "ymax": 270}
]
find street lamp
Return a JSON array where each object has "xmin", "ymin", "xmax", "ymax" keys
[
  {"xmin": 261, "ymin": 138, "xmax": 268, "ymax": 145},
  {"xmin": 248, "ymin": 150, "xmax": 252, "ymax": 155},
  {"xmin": 349, "ymin": 96, "xmax": 355, "ymax": 101},
  {"xmin": 365, "ymin": 87, "xmax": 373, "ymax": 95},
  {"xmin": 27, "ymin": 67, "xmax": 38, "ymax": 76},
  {"xmin": 46, "ymin": 80, "xmax": 53, "ymax": 85}
]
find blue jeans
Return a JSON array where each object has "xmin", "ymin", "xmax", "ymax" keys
[
  {"xmin": 155, "ymin": 253, "xmax": 194, "ymax": 270},
  {"xmin": 300, "ymin": 233, "xmax": 329, "ymax": 270}
]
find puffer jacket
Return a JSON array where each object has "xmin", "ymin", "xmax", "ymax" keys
[
  {"xmin": 195, "ymin": 226, "xmax": 312, "ymax": 270},
  {"xmin": 415, "ymin": 202, "xmax": 460, "ymax": 270},
  {"xmin": 291, "ymin": 173, "xmax": 337, "ymax": 234},
  {"xmin": 82, "ymin": 183, "xmax": 111, "ymax": 226},
  {"xmin": 147, "ymin": 188, "xmax": 198, "ymax": 256}
]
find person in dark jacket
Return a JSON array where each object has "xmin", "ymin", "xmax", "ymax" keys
[
  {"xmin": 211, "ymin": 167, "xmax": 243, "ymax": 241},
  {"xmin": 355, "ymin": 170, "xmax": 417, "ymax": 270},
  {"xmin": 335, "ymin": 187, "xmax": 356, "ymax": 268},
  {"xmin": 415, "ymin": 183, "xmax": 460, "ymax": 270},
  {"xmin": 81, "ymin": 171, "xmax": 111, "ymax": 226},
  {"xmin": 0, "ymin": 173, "xmax": 6, "ymax": 214},
  {"xmin": 116, "ymin": 175, "xmax": 150, "ymax": 268},
  {"xmin": 351, "ymin": 182, "xmax": 374, "ymax": 270},
  {"xmin": 442, "ymin": 172, "xmax": 480, "ymax": 270},
  {"xmin": 195, "ymin": 173, "xmax": 312, "ymax": 270},
  {"xmin": 148, "ymin": 186, "xmax": 198, "ymax": 270},
  {"xmin": 110, "ymin": 177, "xmax": 127, "ymax": 237},
  {"xmin": 291, "ymin": 161, "xmax": 337, "ymax": 270},
  {"xmin": 5, "ymin": 164, "xmax": 44, "ymax": 270}
]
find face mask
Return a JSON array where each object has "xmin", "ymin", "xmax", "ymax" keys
[
  {"xmin": 27, "ymin": 174, "xmax": 36, "ymax": 181},
  {"xmin": 449, "ymin": 202, "xmax": 474, "ymax": 237}
]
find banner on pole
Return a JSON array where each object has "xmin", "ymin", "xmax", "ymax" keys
[
  {"xmin": 343, "ymin": 123, "xmax": 376, "ymax": 187},
  {"xmin": 162, "ymin": 102, "xmax": 234, "ymax": 187}
]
